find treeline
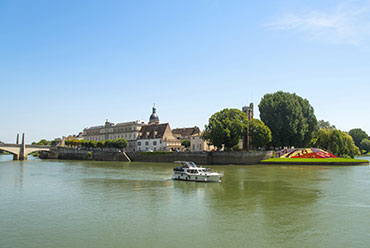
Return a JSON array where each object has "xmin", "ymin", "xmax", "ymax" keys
[
  {"xmin": 65, "ymin": 138, "xmax": 128, "ymax": 149},
  {"xmin": 203, "ymin": 91, "xmax": 368, "ymax": 158},
  {"xmin": 32, "ymin": 139, "xmax": 60, "ymax": 146},
  {"xmin": 348, "ymin": 128, "xmax": 370, "ymax": 154}
]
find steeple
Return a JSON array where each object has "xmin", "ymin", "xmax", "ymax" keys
[{"xmin": 149, "ymin": 104, "xmax": 159, "ymax": 125}]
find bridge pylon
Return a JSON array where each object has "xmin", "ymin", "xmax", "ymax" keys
[{"xmin": 19, "ymin": 133, "xmax": 26, "ymax": 160}]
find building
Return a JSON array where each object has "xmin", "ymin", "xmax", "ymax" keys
[
  {"xmin": 242, "ymin": 103, "xmax": 254, "ymax": 150},
  {"xmin": 80, "ymin": 105, "xmax": 181, "ymax": 152},
  {"xmin": 190, "ymin": 133, "xmax": 215, "ymax": 152},
  {"xmin": 136, "ymin": 106, "xmax": 181, "ymax": 151},
  {"xmin": 82, "ymin": 120, "xmax": 144, "ymax": 151},
  {"xmin": 172, "ymin": 126, "xmax": 201, "ymax": 140},
  {"xmin": 136, "ymin": 123, "xmax": 181, "ymax": 151},
  {"xmin": 148, "ymin": 105, "xmax": 160, "ymax": 125},
  {"xmin": 242, "ymin": 103, "xmax": 254, "ymax": 121}
]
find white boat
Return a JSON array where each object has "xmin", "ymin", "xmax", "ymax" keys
[{"xmin": 172, "ymin": 161, "xmax": 223, "ymax": 182}]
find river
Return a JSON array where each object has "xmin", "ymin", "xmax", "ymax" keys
[{"xmin": 1, "ymin": 155, "xmax": 370, "ymax": 248}]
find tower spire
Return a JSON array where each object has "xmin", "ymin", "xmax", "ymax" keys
[{"xmin": 149, "ymin": 104, "xmax": 159, "ymax": 124}]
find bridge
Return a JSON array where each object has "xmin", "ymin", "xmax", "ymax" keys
[{"xmin": 0, "ymin": 133, "xmax": 51, "ymax": 160}]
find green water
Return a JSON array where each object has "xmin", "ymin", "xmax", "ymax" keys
[{"xmin": 1, "ymin": 155, "xmax": 370, "ymax": 248}]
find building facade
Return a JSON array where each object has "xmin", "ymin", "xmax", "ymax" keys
[
  {"xmin": 80, "ymin": 105, "xmax": 182, "ymax": 152},
  {"xmin": 136, "ymin": 123, "xmax": 181, "ymax": 151},
  {"xmin": 242, "ymin": 103, "xmax": 254, "ymax": 150},
  {"xmin": 190, "ymin": 134, "xmax": 215, "ymax": 152},
  {"xmin": 172, "ymin": 126, "xmax": 201, "ymax": 140},
  {"xmin": 82, "ymin": 120, "xmax": 144, "ymax": 151}
]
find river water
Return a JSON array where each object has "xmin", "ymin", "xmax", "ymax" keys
[{"xmin": 1, "ymin": 155, "xmax": 370, "ymax": 248}]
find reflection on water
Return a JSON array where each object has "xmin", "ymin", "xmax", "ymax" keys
[{"xmin": 1, "ymin": 155, "xmax": 370, "ymax": 248}]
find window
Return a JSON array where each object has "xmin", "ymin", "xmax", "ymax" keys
[
  {"xmin": 153, "ymin": 141, "xmax": 157, "ymax": 145},
  {"xmin": 145, "ymin": 141, "xmax": 149, "ymax": 145},
  {"xmin": 160, "ymin": 140, "xmax": 162, "ymax": 144},
  {"xmin": 138, "ymin": 142, "xmax": 141, "ymax": 146}
]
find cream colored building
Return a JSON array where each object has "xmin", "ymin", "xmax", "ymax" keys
[
  {"xmin": 82, "ymin": 120, "xmax": 144, "ymax": 151},
  {"xmin": 190, "ymin": 134, "xmax": 215, "ymax": 152},
  {"xmin": 137, "ymin": 123, "xmax": 182, "ymax": 151}
]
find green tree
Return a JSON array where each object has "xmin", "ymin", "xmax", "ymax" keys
[
  {"xmin": 72, "ymin": 139, "xmax": 81, "ymax": 147},
  {"xmin": 249, "ymin": 119, "xmax": 272, "ymax": 149},
  {"xmin": 360, "ymin": 138, "xmax": 370, "ymax": 154},
  {"xmin": 203, "ymin": 108, "xmax": 248, "ymax": 151},
  {"xmin": 97, "ymin": 141, "xmax": 105, "ymax": 149},
  {"xmin": 259, "ymin": 91, "xmax": 318, "ymax": 147},
  {"xmin": 318, "ymin": 120, "xmax": 336, "ymax": 129},
  {"xmin": 36, "ymin": 139, "xmax": 51, "ymax": 145},
  {"xmin": 113, "ymin": 138, "xmax": 128, "ymax": 149},
  {"xmin": 348, "ymin": 128, "xmax": 368, "ymax": 148},
  {"xmin": 50, "ymin": 139, "xmax": 60, "ymax": 146},
  {"xmin": 104, "ymin": 139, "xmax": 114, "ymax": 148},
  {"xmin": 89, "ymin": 140, "xmax": 97, "ymax": 148},
  {"xmin": 313, "ymin": 129, "xmax": 360, "ymax": 158},
  {"xmin": 181, "ymin": 139, "xmax": 190, "ymax": 148}
]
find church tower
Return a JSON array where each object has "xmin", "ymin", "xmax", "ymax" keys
[{"xmin": 149, "ymin": 104, "xmax": 159, "ymax": 125}]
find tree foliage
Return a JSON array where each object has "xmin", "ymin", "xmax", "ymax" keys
[
  {"xmin": 312, "ymin": 129, "xmax": 360, "ymax": 158},
  {"xmin": 31, "ymin": 139, "xmax": 60, "ymax": 146},
  {"xmin": 97, "ymin": 141, "xmax": 105, "ymax": 149},
  {"xmin": 35, "ymin": 139, "xmax": 51, "ymax": 145},
  {"xmin": 249, "ymin": 119, "xmax": 272, "ymax": 149},
  {"xmin": 348, "ymin": 128, "xmax": 368, "ymax": 148},
  {"xmin": 259, "ymin": 91, "xmax": 318, "ymax": 147},
  {"xmin": 203, "ymin": 108, "xmax": 248, "ymax": 150},
  {"xmin": 181, "ymin": 139, "xmax": 190, "ymax": 148},
  {"xmin": 318, "ymin": 120, "xmax": 336, "ymax": 129},
  {"xmin": 50, "ymin": 139, "xmax": 60, "ymax": 146},
  {"xmin": 113, "ymin": 138, "xmax": 128, "ymax": 149},
  {"xmin": 360, "ymin": 138, "xmax": 370, "ymax": 153},
  {"xmin": 65, "ymin": 138, "xmax": 127, "ymax": 149}
]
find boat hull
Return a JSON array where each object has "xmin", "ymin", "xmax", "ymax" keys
[{"xmin": 172, "ymin": 173, "xmax": 222, "ymax": 182}]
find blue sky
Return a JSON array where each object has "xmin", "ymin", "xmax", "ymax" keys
[{"xmin": 1, "ymin": 0, "xmax": 370, "ymax": 143}]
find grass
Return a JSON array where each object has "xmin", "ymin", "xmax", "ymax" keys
[{"xmin": 261, "ymin": 158, "xmax": 369, "ymax": 164}]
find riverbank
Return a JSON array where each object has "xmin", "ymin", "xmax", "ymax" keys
[
  {"xmin": 260, "ymin": 158, "xmax": 369, "ymax": 166},
  {"xmin": 40, "ymin": 147, "xmax": 273, "ymax": 165}
]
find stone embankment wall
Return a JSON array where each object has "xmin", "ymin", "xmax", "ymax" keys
[
  {"xmin": 40, "ymin": 147, "xmax": 129, "ymax": 162},
  {"xmin": 40, "ymin": 147, "xmax": 273, "ymax": 165},
  {"xmin": 127, "ymin": 151, "xmax": 273, "ymax": 165}
]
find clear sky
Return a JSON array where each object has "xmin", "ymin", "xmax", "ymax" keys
[{"xmin": 1, "ymin": 0, "xmax": 370, "ymax": 143}]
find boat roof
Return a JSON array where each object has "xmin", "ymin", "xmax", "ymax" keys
[{"xmin": 174, "ymin": 161, "xmax": 200, "ymax": 168}]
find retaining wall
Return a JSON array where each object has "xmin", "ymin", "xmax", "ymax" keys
[{"xmin": 40, "ymin": 147, "xmax": 273, "ymax": 165}]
